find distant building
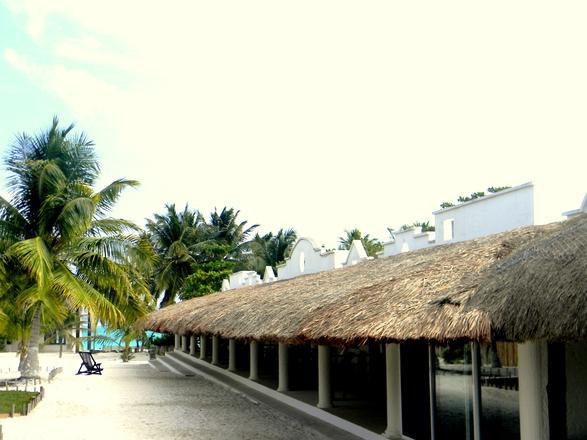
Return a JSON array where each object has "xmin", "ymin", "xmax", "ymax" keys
[
  {"xmin": 562, "ymin": 193, "xmax": 587, "ymax": 218},
  {"xmin": 222, "ymin": 271, "xmax": 262, "ymax": 291},
  {"xmin": 383, "ymin": 182, "xmax": 534, "ymax": 256}
]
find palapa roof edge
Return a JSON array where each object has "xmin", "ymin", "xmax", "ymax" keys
[
  {"xmin": 466, "ymin": 213, "xmax": 587, "ymax": 343},
  {"xmin": 138, "ymin": 219, "xmax": 576, "ymax": 345}
]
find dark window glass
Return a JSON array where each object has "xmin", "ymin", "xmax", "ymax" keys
[
  {"xmin": 434, "ymin": 342, "xmax": 474, "ymax": 440},
  {"xmin": 480, "ymin": 342, "xmax": 520, "ymax": 440}
]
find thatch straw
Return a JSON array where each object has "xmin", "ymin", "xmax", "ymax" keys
[
  {"xmin": 466, "ymin": 213, "xmax": 587, "ymax": 342},
  {"xmin": 139, "ymin": 222, "xmax": 562, "ymax": 346}
]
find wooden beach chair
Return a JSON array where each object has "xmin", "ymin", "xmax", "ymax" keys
[{"xmin": 76, "ymin": 351, "xmax": 103, "ymax": 375}]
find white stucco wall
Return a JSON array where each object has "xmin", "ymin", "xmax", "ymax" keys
[
  {"xmin": 433, "ymin": 182, "xmax": 534, "ymax": 246},
  {"xmin": 263, "ymin": 266, "xmax": 277, "ymax": 282},
  {"xmin": 383, "ymin": 227, "xmax": 435, "ymax": 257},
  {"xmin": 277, "ymin": 238, "xmax": 350, "ymax": 280},
  {"xmin": 562, "ymin": 194, "xmax": 587, "ymax": 219},
  {"xmin": 227, "ymin": 271, "xmax": 261, "ymax": 289},
  {"xmin": 343, "ymin": 240, "xmax": 369, "ymax": 266}
]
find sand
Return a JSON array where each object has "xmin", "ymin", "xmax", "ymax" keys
[{"xmin": 0, "ymin": 352, "xmax": 333, "ymax": 440}]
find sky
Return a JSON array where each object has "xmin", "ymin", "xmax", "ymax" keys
[{"xmin": 0, "ymin": 1, "xmax": 585, "ymax": 248}]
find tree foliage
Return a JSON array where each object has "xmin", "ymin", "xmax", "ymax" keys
[
  {"xmin": 440, "ymin": 186, "xmax": 511, "ymax": 209},
  {"xmin": 338, "ymin": 228, "xmax": 382, "ymax": 257},
  {"xmin": 247, "ymin": 228, "xmax": 297, "ymax": 274},
  {"xmin": 146, "ymin": 206, "xmax": 259, "ymax": 304}
]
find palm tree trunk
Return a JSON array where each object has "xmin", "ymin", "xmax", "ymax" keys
[
  {"xmin": 18, "ymin": 339, "xmax": 27, "ymax": 372},
  {"xmin": 58, "ymin": 330, "xmax": 63, "ymax": 358},
  {"xmin": 20, "ymin": 305, "xmax": 41, "ymax": 378}
]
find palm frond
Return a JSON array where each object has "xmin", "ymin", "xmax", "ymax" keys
[
  {"xmin": 7, "ymin": 237, "xmax": 53, "ymax": 291},
  {"xmin": 92, "ymin": 179, "xmax": 139, "ymax": 217},
  {"xmin": 52, "ymin": 262, "xmax": 123, "ymax": 325}
]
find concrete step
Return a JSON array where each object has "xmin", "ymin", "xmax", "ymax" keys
[
  {"xmin": 156, "ymin": 354, "xmax": 196, "ymax": 376},
  {"xmin": 166, "ymin": 351, "xmax": 203, "ymax": 370},
  {"xmin": 148, "ymin": 359, "xmax": 171, "ymax": 373}
]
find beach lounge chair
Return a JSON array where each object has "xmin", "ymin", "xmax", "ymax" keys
[{"xmin": 76, "ymin": 352, "xmax": 103, "ymax": 375}]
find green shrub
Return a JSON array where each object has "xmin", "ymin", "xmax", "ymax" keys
[{"xmin": 151, "ymin": 333, "xmax": 174, "ymax": 347}]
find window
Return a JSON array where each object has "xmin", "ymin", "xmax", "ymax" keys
[{"xmin": 443, "ymin": 219, "xmax": 455, "ymax": 241}]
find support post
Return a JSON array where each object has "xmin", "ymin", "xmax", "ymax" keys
[
  {"xmin": 228, "ymin": 339, "xmax": 236, "ymax": 372},
  {"xmin": 518, "ymin": 341, "xmax": 547, "ymax": 440},
  {"xmin": 174, "ymin": 334, "xmax": 180, "ymax": 351},
  {"xmin": 212, "ymin": 335, "xmax": 219, "ymax": 365},
  {"xmin": 383, "ymin": 343, "xmax": 402, "ymax": 439},
  {"xmin": 277, "ymin": 342, "xmax": 289, "ymax": 392},
  {"xmin": 317, "ymin": 345, "xmax": 332, "ymax": 408},
  {"xmin": 182, "ymin": 335, "xmax": 189, "ymax": 353},
  {"xmin": 200, "ymin": 336, "xmax": 207, "ymax": 360},
  {"xmin": 471, "ymin": 341, "xmax": 482, "ymax": 440},
  {"xmin": 249, "ymin": 340, "xmax": 259, "ymax": 381},
  {"xmin": 189, "ymin": 335, "xmax": 196, "ymax": 356}
]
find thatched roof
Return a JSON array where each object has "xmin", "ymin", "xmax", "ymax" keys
[
  {"xmin": 466, "ymin": 213, "xmax": 587, "ymax": 342},
  {"xmin": 140, "ymin": 222, "xmax": 564, "ymax": 345}
]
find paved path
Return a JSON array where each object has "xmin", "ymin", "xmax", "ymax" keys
[{"xmin": 1, "ymin": 353, "xmax": 332, "ymax": 440}]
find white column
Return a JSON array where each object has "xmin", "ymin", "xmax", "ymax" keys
[
  {"xmin": 189, "ymin": 335, "xmax": 196, "ymax": 356},
  {"xmin": 228, "ymin": 339, "xmax": 236, "ymax": 372},
  {"xmin": 518, "ymin": 341, "xmax": 547, "ymax": 440},
  {"xmin": 471, "ymin": 342, "xmax": 482, "ymax": 440},
  {"xmin": 383, "ymin": 343, "xmax": 402, "ymax": 439},
  {"xmin": 174, "ymin": 334, "xmax": 180, "ymax": 351},
  {"xmin": 182, "ymin": 335, "xmax": 188, "ymax": 353},
  {"xmin": 211, "ymin": 335, "xmax": 219, "ymax": 365},
  {"xmin": 249, "ymin": 341, "xmax": 259, "ymax": 381},
  {"xmin": 277, "ymin": 342, "xmax": 289, "ymax": 392},
  {"xmin": 199, "ymin": 335, "xmax": 207, "ymax": 360},
  {"xmin": 317, "ymin": 345, "xmax": 332, "ymax": 408}
]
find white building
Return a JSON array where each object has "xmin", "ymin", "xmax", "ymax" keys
[
  {"xmin": 222, "ymin": 271, "xmax": 262, "ymax": 291},
  {"xmin": 221, "ymin": 238, "xmax": 371, "ymax": 289},
  {"xmin": 277, "ymin": 238, "xmax": 348, "ymax": 281},
  {"xmin": 384, "ymin": 182, "xmax": 534, "ymax": 256},
  {"xmin": 562, "ymin": 193, "xmax": 587, "ymax": 219},
  {"xmin": 383, "ymin": 226, "xmax": 435, "ymax": 256}
]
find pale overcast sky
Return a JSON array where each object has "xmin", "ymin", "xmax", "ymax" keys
[{"xmin": 1, "ymin": 1, "xmax": 585, "ymax": 247}]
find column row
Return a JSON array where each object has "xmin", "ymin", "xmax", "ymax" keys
[{"xmin": 173, "ymin": 333, "xmax": 401, "ymax": 435}]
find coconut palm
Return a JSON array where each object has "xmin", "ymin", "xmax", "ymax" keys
[
  {"xmin": 249, "ymin": 228, "xmax": 297, "ymax": 274},
  {"xmin": 207, "ymin": 207, "xmax": 258, "ymax": 261},
  {"xmin": 146, "ymin": 204, "xmax": 202, "ymax": 306},
  {"xmin": 0, "ymin": 117, "xmax": 153, "ymax": 377},
  {"xmin": 338, "ymin": 228, "xmax": 382, "ymax": 257},
  {"xmin": 338, "ymin": 228, "xmax": 363, "ymax": 249}
]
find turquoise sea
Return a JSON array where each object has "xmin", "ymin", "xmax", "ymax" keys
[{"xmin": 82, "ymin": 326, "xmax": 160, "ymax": 351}]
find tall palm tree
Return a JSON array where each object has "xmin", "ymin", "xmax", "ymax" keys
[
  {"xmin": 0, "ymin": 117, "xmax": 152, "ymax": 377},
  {"xmin": 207, "ymin": 207, "xmax": 258, "ymax": 261},
  {"xmin": 249, "ymin": 228, "xmax": 297, "ymax": 274},
  {"xmin": 145, "ymin": 204, "xmax": 202, "ymax": 306}
]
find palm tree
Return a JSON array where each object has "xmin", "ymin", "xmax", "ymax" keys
[
  {"xmin": 207, "ymin": 207, "xmax": 258, "ymax": 262},
  {"xmin": 0, "ymin": 117, "xmax": 152, "ymax": 377},
  {"xmin": 338, "ymin": 228, "xmax": 382, "ymax": 257},
  {"xmin": 145, "ymin": 204, "xmax": 202, "ymax": 306},
  {"xmin": 338, "ymin": 228, "xmax": 363, "ymax": 250},
  {"xmin": 249, "ymin": 228, "xmax": 297, "ymax": 274}
]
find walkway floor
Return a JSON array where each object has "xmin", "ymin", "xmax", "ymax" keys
[{"xmin": 1, "ymin": 352, "xmax": 335, "ymax": 440}]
